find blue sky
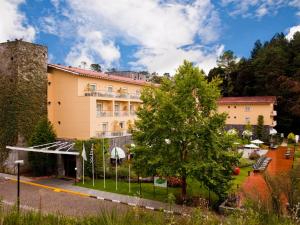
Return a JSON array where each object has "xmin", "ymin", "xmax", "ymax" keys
[{"xmin": 1, "ymin": 0, "xmax": 300, "ymax": 74}]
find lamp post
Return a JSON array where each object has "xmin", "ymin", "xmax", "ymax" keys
[
  {"xmin": 74, "ymin": 167, "xmax": 77, "ymax": 185},
  {"xmin": 15, "ymin": 160, "xmax": 24, "ymax": 213},
  {"xmin": 164, "ymin": 139, "xmax": 171, "ymax": 197},
  {"xmin": 129, "ymin": 143, "xmax": 135, "ymax": 193}
]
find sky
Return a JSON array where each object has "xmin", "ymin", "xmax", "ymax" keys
[{"xmin": 0, "ymin": 0, "xmax": 300, "ymax": 75}]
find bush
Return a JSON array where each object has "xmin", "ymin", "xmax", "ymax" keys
[
  {"xmin": 288, "ymin": 132, "xmax": 296, "ymax": 144},
  {"xmin": 249, "ymin": 152, "xmax": 260, "ymax": 160},
  {"xmin": 167, "ymin": 177, "xmax": 182, "ymax": 187},
  {"xmin": 238, "ymin": 158, "xmax": 254, "ymax": 168}
]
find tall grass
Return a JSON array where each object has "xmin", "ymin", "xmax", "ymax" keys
[{"xmin": 0, "ymin": 203, "xmax": 298, "ymax": 225}]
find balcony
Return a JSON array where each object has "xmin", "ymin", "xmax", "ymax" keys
[
  {"xmin": 271, "ymin": 110, "xmax": 277, "ymax": 116},
  {"xmin": 272, "ymin": 121, "xmax": 277, "ymax": 127},
  {"xmin": 84, "ymin": 90, "xmax": 140, "ymax": 100},
  {"xmin": 95, "ymin": 131, "xmax": 131, "ymax": 138},
  {"xmin": 96, "ymin": 111, "xmax": 113, "ymax": 117},
  {"xmin": 114, "ymin": 111, "xmax": 129, "ymax": 117}
]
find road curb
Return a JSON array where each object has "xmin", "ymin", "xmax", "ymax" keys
[{"xmin": 5, "ymin": 177, "xmax": 189, "ymax": 217}]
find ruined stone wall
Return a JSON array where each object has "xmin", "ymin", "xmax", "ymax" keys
[{"xmin": 0, "ymin": 40, "xmax": 48, "ymax": 172}]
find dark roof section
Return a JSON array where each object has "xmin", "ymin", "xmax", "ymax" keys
[
  {"xmin": 48, "ymin": 64, "xmax": 149, "ymax": 86},
  {"xmin": 218, "ymin": 96, "xmax": 276, "ymax": 104}
]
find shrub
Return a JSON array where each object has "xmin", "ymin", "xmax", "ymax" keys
[
  {"xmin": 288, "ymin": 133, "xmax": 296, "ymax": 144},
  {"xmin": 167, "ymin": 177, "xmax": 182, "ymax": 187},
  {"xmin": 249, "ymin": 152, "xmax": 260, "ymax": 160},
  {"xmin": 238, "ymin": 158, "xmax": 254, "ymax": 168}
]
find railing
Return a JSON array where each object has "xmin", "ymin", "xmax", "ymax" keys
[
  {"xmin": 95, "ymin": 131, "xmax": 131, "ymax": 138},
  {"xmin": 96, "ymin": 111, "xmax": 113, "ymax": 117},
  {"xmin": 96, "ymin": 110, "xmax": 135, "ymax": 117},
  {"xmin": 114, "ymin": 111, "xmax": 129, "ymax": 117},
  {"xmin": 84, "ymin": 90, "xmax": 140, "ymax": 99}
]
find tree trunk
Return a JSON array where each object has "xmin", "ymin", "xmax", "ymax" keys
[{"xmin": 181, "ymin": 176, "xmax": 187, "ymax": 201}]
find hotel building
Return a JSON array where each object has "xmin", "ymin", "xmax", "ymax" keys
[
  {"xmin": 218, "ymin": 96, "xmax": 277, "ymax": 133},
  {"xmin": 47, "ymin": 64, "xmax": 145, "ymax": 140}
]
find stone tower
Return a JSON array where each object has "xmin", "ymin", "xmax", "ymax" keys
[{"xmin": 0, "ymin": 40, "xmax": 48, "ymax": 172}]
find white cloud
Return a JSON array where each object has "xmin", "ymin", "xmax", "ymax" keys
[
  {"xmin": 286, "ymin": 25, "xmax": 300, "ymax": 40},
  {"xmin": 130, "ymin": 45, "xmax": 224, "ymax": 74},
  {"xmin": 0, "ymin": 0, "xmax": 35, "ymax": 42},
  {"xmin": 221, "ymin": 0, "xmax": 299, "ymax": 18},
  {"xmin": 65, "ymin": 30, "xmax": 120, "ymax": 68},
  {"xmin": 60, "ymin": 0, "xmax": 221, "ymax": 73}
]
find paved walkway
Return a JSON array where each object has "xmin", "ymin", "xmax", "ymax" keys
[
  {"xmin": 0, "ymin": 173, "xmax": 190, "ymax": 215},
  {"xmin": 241, "ymin": 145, "xmax": 294, "ymax": 205}
]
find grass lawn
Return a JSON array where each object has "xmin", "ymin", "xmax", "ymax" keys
[
  {"xmin": 231, "ymin": 166, "xmax": 252, "ymax": 191},
  {"xmin": 77, "ymin": 177, "xmax": 218, "ymax": 204}
]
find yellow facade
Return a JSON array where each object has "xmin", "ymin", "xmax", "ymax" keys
[
  {"xmin": 48, "ymin": 65, "xmax": 276, "ymax": 140},
  {"xmin": 217, "ymin": 102, "xmax": 276, "ymax": 127},
  {"xmin": 47, "ymin": 65, "xmax": 143, "ymax": 140}
]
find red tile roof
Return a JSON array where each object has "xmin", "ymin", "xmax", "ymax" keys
[
  {"xmin": 48, "ymin": 64, "xmax": 149, "ymax": 86},
  {"xmin": 218, "ymin": 96, "xmax": 276, "ymax": 104}
]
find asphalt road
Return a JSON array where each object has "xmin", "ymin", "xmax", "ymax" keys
[{"xmin": 0, "ymin": 178, "xmax": 129, "ymax": 217}]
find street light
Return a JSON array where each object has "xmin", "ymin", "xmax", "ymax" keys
[
  {"xmin": 164, "ymin": 139, "xmax": 171, "ymax": 196},
  {"xmin": 129, "ymin": 143, "xmax": 136, "ymax": 193},
  {"xmin": 74, "ymin": 167, "xmax": 77, "ymax": 185},
  {"xmin": 15, "ymin": 160, "xmax": 24, "ymax": 213}
]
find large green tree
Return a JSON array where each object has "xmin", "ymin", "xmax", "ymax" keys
[{"xmin": 133, "ymin": 61, "xmax": 240, "ymax": 201}]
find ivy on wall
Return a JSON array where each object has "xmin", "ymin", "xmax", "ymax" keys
[{"xmin": 0, "ymin": 41, "xmax": 47, "ymax": 171}]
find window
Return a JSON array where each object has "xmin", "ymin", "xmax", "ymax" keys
[
  {"xmin": 102, "ymin": 123, "xmax": 108, "ymax": 132},
  {"xmin": 119, "ymin": 121, "xmax": 125, "ymax": 129},
  {"xmin": 245, "ymin": 117, "xmax": 250, "ymax": 123},
  {"xmin": 130, "ymin": 104, "xmax": 134, "ymax": 112},
  {"xmin": 228, "ymin": 106, "xmax": 230, "ymax": 108},
  {"xmin": 234, "ymin": 116, "xmax": 237, "ymax": 119},
  {"xmin": 234, "ymin": 106, "xmax": 236, "ymax": 108},
  {"xmin": 96, "ymin": 103, "xmax": 103, "ymax": 116},
  {"xmin": 114, "ymin": 103, "xmax": 120, "ymax": 116},
  {"xmin": 245, "ymin": 106, "xmax": 251, "ymax": 112},
  {"xmin": 89, "ymin": 84, "xmax": 96, "ymax": 92},
  {"xmin": 228, "ymin": 116, "xmax": 230, "ymax": 119},
  {"xmin": 107, "ymin": 86, "xmax": 113, "ymax": 92}
]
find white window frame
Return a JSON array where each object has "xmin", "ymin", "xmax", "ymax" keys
[
  {"xmin": 245, "ymin": 106, "xmax": 251, "ymax": 112},
  {"xmin": 89, "ymin": 83, "xmax": 97, "ymax": 92},
  {"xmin": 107, "ymin": 86, "xmax": 113, "ymax": 92},
  {"xmin": 96, "ymin": 102, "xmax": 103, "ymax": 117},
  {"xmin": 102, "ymin": 122, "xmax": 108, "ymax": 132}
]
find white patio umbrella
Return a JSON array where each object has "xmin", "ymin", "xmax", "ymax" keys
[
  {"xmin": 270, "ymin": 128, "xmax": 277, "ymax": 135},
  {"xmin": 110, "ymin": 147, "xmax": 126, "ymax": 159},
  {"xmin": 244, "ymin": 144, "xmax": 259, "ymax": 149},
  {"xmin": 251, "ymin": 139, "xmax": 264, "ymax": 144}
]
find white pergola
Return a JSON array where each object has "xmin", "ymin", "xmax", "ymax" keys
[{"xmin": 6, "ymin": 141, "xmax": 79, "ymax": 156}]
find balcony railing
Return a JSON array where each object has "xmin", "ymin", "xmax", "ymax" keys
[
  {"xmin": 84, "ymin": 90, "xmax": 141, "ymax": 99},
  {"xmin": 96, "ymin": 111, "xmax": 113, "ymax": 117},
  {"xmin": 96, "ymin": 110, "xmax": 135, "ymax": 117},
  {"xmin": 96, "ymin": 131, "xmax": 131, "ymax": 138}
]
